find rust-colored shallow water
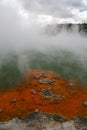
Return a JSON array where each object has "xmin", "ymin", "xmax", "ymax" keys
[{"xmin": 0, "ymin": 70, "xmax": 87, "ymax": 121}]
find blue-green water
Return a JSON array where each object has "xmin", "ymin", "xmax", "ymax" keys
[
  {"xmin": 0, "ymin": 49, "xmax": 87, "ymax": 89},
  {"xmin": 0, "ymin": 25, "xmax": 87, "ymax": 89}
]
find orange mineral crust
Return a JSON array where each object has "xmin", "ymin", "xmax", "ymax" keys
[{"xmin": 0, "ymin": 69, "xmax": 87, "ymax": 121}]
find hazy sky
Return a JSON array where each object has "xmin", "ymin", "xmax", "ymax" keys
[
  {"xmin": 0, "ymin": 0, "xmax": 87, "ymax": 55},
  {"xmin": 0, "ymin": 0, "xmax": 87, "ymax": 25},
  {"xmin": 20, "ymin": 0, "xmax": 87, "ymax": 23}
]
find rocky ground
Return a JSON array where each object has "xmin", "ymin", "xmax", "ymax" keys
[{"xmin": 0, "ymin": 111, "xmax": 87, "ymax": 130}]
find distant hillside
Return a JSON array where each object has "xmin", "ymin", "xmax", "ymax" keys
[{"xmin": 43, "ymin": 23, "xmax": 87, "ymax": 35}]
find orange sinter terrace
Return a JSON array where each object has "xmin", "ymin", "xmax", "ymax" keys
[{"xmin": 0, "ymin": 70, "xmax": 87, "ymax": 121}]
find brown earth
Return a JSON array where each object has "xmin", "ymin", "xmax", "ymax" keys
[{"xmin": 0, "ymin": 69, "xmax": 87, "ymax": 121}]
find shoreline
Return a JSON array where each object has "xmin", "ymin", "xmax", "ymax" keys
[
  {"xmin": 0, "ymin": 111, "xmax": 87, "ymax": 130},
  {"xmin": 0, "ymin": 69, "xmax": 87, "ymax": 121}
]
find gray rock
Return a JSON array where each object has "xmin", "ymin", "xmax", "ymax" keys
[
  {"xmin": 31, "ymin": 90, "xmax": 36, "ymax": 95},
  {"xmin": 0, "ymin": 118, "xmax": 23, "ymax": 130},
  {"xmin": 83, "ymin": 101, "xmax": 87, "ymax": 107},
  {"xmin": 35, "ymin": 72, "xmax": 47, "ymax": 79},
  {"xmin": 41, "ymin": 87, "xmax": 52, "ymax": 96},
  {"xmin": 0, "ymin": 112, "xmax": 87, "ymax": 130},
  {"xmin": 11, "ymin": 99, "xmax": 17, "ymax": 103},
  {"xmin": 73, "ymin": 116, "xmax": 87, "ymax": 129},
  {"xmin": 68, "ymin": 83, "xmax": 73, "ymax": 86},
  {"xmin": 35, "ymin": 109, "xmax": 39, "ymax": 113},
  {"xmin": 50, "ymin": 94, "xmax": 65, "ymax": 103},
  {"xmin": 38, "ymin": 79, "xmax": 55, "ymax": 84}
]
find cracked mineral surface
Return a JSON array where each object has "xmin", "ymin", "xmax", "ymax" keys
[{"xmin": 0, "ymin": 112, "xmax": 87, "ymax": 130}]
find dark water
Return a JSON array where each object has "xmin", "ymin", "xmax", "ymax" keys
[{"xmin": 0, "ymin": 24, "xmax": 87, "ymax": 89}]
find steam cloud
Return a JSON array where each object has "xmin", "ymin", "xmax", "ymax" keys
[{"xmin": 0, "ymin": 0, "xmax": 87, "ymax": 88}]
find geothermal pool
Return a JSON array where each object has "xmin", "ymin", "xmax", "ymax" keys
[
  {"xmin": 0, "ymin": 25, "xmax": 87, "ymax": 121},
  {"xmin": 0, "ymin": 25, "xmax": 87, "ymax": 89}
]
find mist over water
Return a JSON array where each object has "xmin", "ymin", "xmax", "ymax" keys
[{"xmin": 0, "ymin": 22, "xmax": 87, "ymax": 88}]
